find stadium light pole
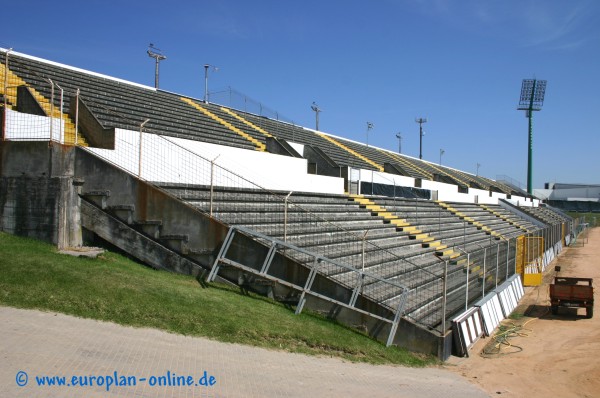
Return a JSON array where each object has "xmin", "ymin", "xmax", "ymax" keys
[
  {"xmin": 517, "ymin": 78, "xmax": 547, "ymax": 195},
  {"xmin": 147, "ymin": 44, "xmax": 166, "ymax": 89},
  {"xmin": 396, "ymin": 132, "xmax": 402, "ymax": 154},
  {"xmin": 204, "ymin": 64, "xmax": 218, "ymax": 103},
  {"xmin": 415, "ymin": 117, "xmax": 427, "ymax": 159},
  {"xmin": 311, "ymin": 102, "xmax": 322, "ymax": 131},
  {"xmin": 439, "ymin": 148, "xmax": 445, "ymax": 165},
  {"xmin": 366, "ymin": 122, "xmax": 373, "ymax": 147}
]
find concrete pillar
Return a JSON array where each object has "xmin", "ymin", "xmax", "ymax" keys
[{"xmin": 0, "ymin": 141, "xmax": 82, "ymax": 248}]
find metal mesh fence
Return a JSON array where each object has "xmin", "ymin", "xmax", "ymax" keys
[{"xmin": 208, "ymin": 87, "xmax": 296, "ymax": 125}]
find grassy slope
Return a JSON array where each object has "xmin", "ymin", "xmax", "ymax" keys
[{"xmin": 0, "ymin": 232, "xmax": 434, "ymax": 366}]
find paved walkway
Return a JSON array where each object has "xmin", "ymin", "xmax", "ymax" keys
[{"xmin": 0, "ymin": 306, "xmax": 488, "ymax": 397}]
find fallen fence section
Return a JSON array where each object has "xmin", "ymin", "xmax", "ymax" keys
[{"xmin": 208, "ymin": 226, "xmax": 409, "ymax": 347}]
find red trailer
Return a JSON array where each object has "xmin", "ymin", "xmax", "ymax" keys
[{"xmin": 550, "ymin": 277, "xmax": 594, "ymax": 318}]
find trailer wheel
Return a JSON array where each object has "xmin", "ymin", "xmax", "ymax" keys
[
  {"xmin": 586, "ymin": 306, "xmax": 593, "ymax": 319},
  {"xmin": 551, "ymin": 305, "xmax": 558, "ymax": 315}
]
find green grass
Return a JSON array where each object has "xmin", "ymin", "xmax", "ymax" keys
[{"xmin": 0, "ymin": 232, "xmax": 434, "ymax": 366}]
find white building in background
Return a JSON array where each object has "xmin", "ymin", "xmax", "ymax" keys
[
  {"xmin": 535, "ymin": 183, "xmax": 600, "ymax": 212},
  {"xmin": 535, "ymin": 183, "xmax": 600, "ymax": 202}
]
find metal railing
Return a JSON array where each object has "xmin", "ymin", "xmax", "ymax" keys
[{"xmin": 208, "ymin": 86, "xmax": 296, "ymax": 125}]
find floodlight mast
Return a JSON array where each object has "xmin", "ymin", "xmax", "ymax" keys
[
  {"xmin": 204, "ymin": 64, "xmax": 218, "ymax": 103},
  {"xmin": 147, "ymin": 44, "xmax": 166, "ymax": 89},
  {"xmin": 396, "ymin": 132, "xmax": 402, "ymax": 154},
  {"xmin": 415, "ymin": 117, "xmax": 427, "ymax": 159},
  {"xmin": 366, "ymin": 122, "xmax": 374, "ymax": 146},
  {"xmin": 517, "ymin": 78, "xmax": 547, "ymax": 195},
  {"xmin": 311, "ymin": 102, "xmax": 321, "ymax": 131}
]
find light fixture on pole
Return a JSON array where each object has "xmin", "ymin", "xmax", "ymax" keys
[
  {"xmin": 311, "ymin": 102, "xmax": 322, "ymax": 131},
  {"xmin": 439, "ymin": 148, "xmax": 445, "ymax": 165},
  {"xmin": 415, "ymin": 117, "xmax": 427, "ymax": 159},
  {"xmin": 204, "ymin": 64, "xmax": 218, "ymax": 103},
  {"xmin": 396, "ymin": 132, "xmax": 402, "ymax": 154},
  {"xmin": 517, "ymin": 78, "xmax": 547, "ymax": 195},
  {"xmin": 366, "ymin": 122, "xmax": 374, "ymax": 146},
  {"xmin": 147, "ymin": 44, "xmax": 166, "ymax": 89}
]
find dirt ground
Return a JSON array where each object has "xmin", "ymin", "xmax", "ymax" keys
[{"xmin": 445, "ymin": 227, "xmax": 600, "ymax": 398}]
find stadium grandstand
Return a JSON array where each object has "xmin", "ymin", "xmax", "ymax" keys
[{"xmin": 0, "ymin": 48, "xmax": 577, "ymax": 359}]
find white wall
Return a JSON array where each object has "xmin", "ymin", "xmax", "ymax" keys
[
  {"xmin": 352, "ymin": 168, "xmax": 503, "ymax": 204},
  {"xmin": 5, "ymin": 111, "xmax": 344, "ymax": 194},
  {"xmin": 504, "ymin": 196, "xmax": 538, "ymax": 207},
  {"xmin": 6, "ymin": 109, "xmax": 542, "ymax": 204},
  {"xmin": 350, "ymin": 167, "xmax": 545, "ymax": 209},
  {"xmin": 87, "ymin": 129, "xmax": 345, "ymax": 194},
  {"xmin": 5, "ymin": 109, "xmax": 64, "ymax": 142}
]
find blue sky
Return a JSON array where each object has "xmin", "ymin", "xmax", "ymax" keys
[{"xmin": 2, "ymin": 0, "xmax": 599, "ymax": 187}]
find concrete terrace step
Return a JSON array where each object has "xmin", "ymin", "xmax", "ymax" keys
[
  {"xmin": 329, "ymin": 244, "xmax": 438, "ymax": 270},
  {"xmin": 210, "ymin": 211, "xmax": 384, "ymax": 225}
]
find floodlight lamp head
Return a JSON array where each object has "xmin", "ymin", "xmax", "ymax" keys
[
  {"xmin": 517, "ymin": 79, "xmax": 547, "ymax": 111},
  {"xmin": 147, "ymin": 43, "xmax": 166, "ymax": 61},
  {"xmin": 204, "ymin": 64, "xmax": 219, "ymax": 76}
]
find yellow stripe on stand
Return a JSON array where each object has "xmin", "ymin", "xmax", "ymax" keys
[
  {"xmin": 181, "ymin": 97, "xmax": 266, "ymax": 151},
  {"xmin": 318, "ymin": 133, "xmax": 384, "ymax": 172},
  {"xmin": 220, "ymin": 107, "xmax": 273, "ymax": 138},
  {"xmin": 0, "ymin": 62, "xmax": 87, "ymax": 146}
]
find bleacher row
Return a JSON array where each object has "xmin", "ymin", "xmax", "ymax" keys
[{"xmin": 1, "ymin": 50, "xmax": 526, "ymax": 197}]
